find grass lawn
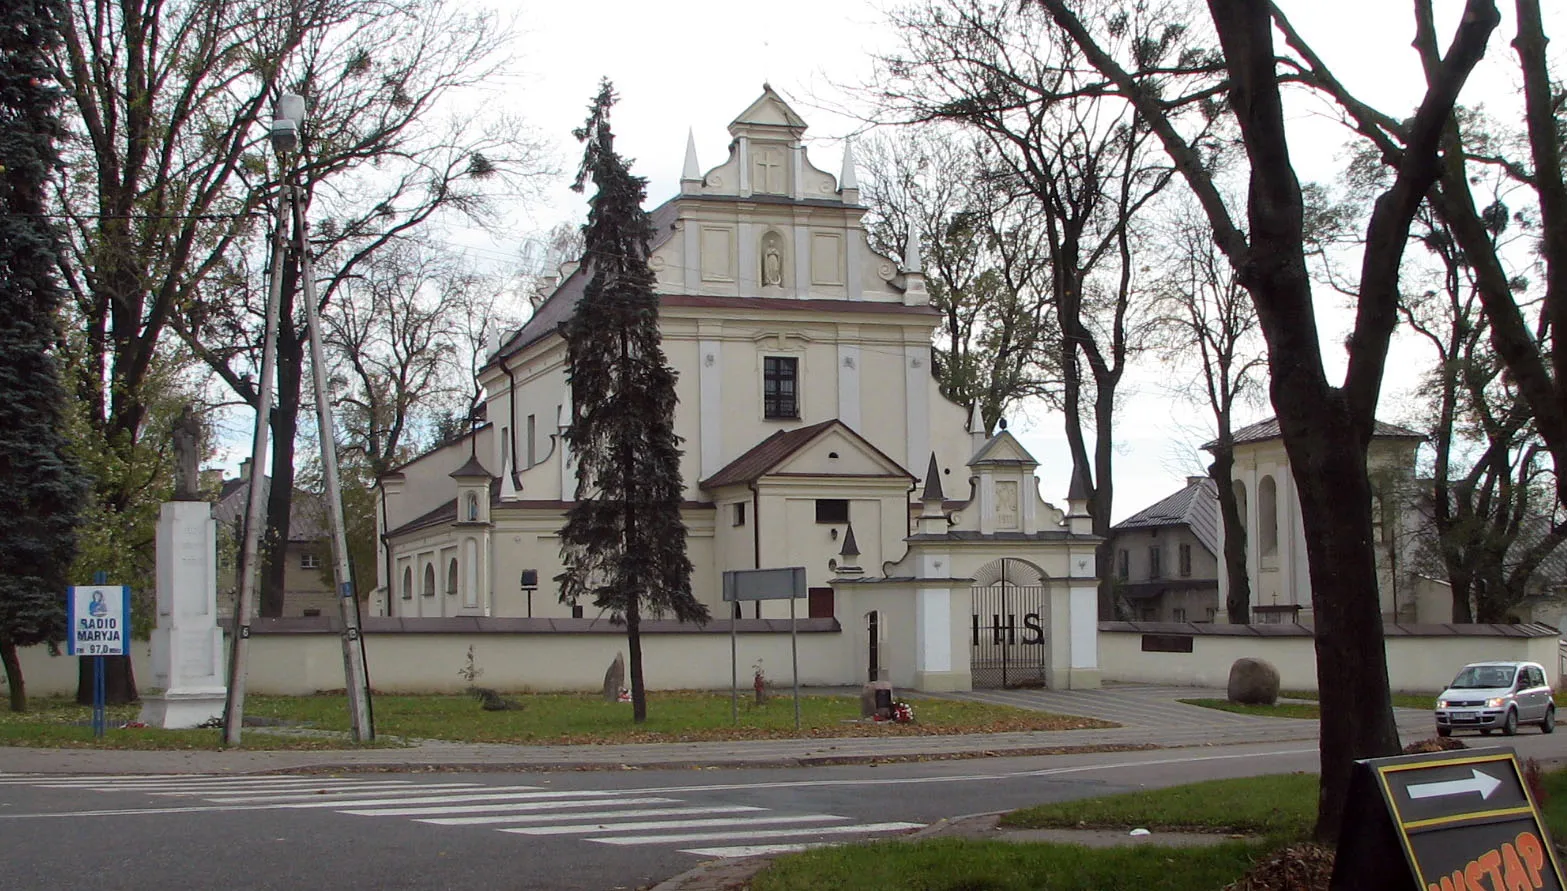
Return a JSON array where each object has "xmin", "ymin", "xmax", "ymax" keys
[
  {"xmin": 1280, "ymin": 689, "xmax": 1436, "ymax": 710},
  {"xmin": 2, "ymin": 691, "xmax": 1112, "ymax": 749},
  {"xmin": 0, "ymin": 698, "xmax": 390, "ymax": 750},
  {"xmin": 1177, "ymin": 698, "xmax": 1320, "ymax": 720},
  {"xmin": 749, "ymin": 837, "xmax": 1265, "ymax": 891},
  {"xmin": 242, "ymin": 690, "xmax": 1115, "ymax": 745},
  {"xmin": 1000, "ymin": 772, "xmax": 1316, "ymax": 838}
]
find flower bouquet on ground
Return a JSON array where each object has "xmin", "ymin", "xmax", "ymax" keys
[{"xmin": 891, "ymin": 700, "xmax": 915, "ymax": 724}]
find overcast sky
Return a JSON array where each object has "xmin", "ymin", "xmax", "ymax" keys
[{"xmin": 293, "ymin": 0, "xmax": 1563, "ymax": 522}]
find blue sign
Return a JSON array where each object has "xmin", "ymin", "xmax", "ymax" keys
[{"xmin": 68, "ymin": 585, "xmax": 131, "ymax": 657}]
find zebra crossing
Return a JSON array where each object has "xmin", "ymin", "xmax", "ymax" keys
[{"xmin": 0, "ymin": 772, "xmax": 922, "ymax": 859}]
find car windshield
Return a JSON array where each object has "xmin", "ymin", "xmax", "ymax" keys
[{"xmin": 1450, "ymin": 666, "xmax": 1517, "ymax": 689}]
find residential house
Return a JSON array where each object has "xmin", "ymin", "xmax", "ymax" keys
[{"xmin": 1108, "ymin": 476, "xmax": 1220, "ymax": 622}]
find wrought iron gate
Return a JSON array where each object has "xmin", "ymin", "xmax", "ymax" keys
[{"xmin": 970, "ymin": 583, "xmax": 1049, "ymax": 688}]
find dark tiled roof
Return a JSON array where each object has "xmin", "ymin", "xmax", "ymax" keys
[
  {"xmin": 1202, "ymin": 416, "xmax": 1424, "ymax": 450},
  {"xmin": 213, "ymin": 477, "xmax": 330, "ymax": 542},
  {"xmin": 448, "ymin": 453, "xmax": 492, "ymax": 479},
  {"xmin": 1113, "ymin": 477, "xmax": 1220, "ymax": 557}
]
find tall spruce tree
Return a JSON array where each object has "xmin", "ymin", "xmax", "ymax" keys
[
  {"xmin": 558, "ymin": 81, "xmax": 707, "ymax": 724},
  {"xmin": 0, "ymin": 0, "xmax": 88, "ymax": 711}
]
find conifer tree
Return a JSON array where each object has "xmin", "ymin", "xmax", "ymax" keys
[
  {"xmin": 0, "ymin": 0, "xmax": 88, "ymax": 711},
  {"xmin": 558, "ymin": 81, "xmax": 707, "ymax": 723}
]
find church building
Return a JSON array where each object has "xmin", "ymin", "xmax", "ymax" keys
[{"xmin": 374, "ymin": 88, "xmax": 1103, "ymax": 692}]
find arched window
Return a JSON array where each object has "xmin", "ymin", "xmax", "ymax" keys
[
  {"xmin": 1233, "ymin": 480, "xmax": 1248, "ymax": 530},
  {"xmin": 465, "ymin": 492, "xmax": 479, "ymax": 522},
  {"xmin": 423, "ymin": 564, "xmax": 436, "ymax": 597},
  {"xmin": 446, "ymin": 558, "xmax": 458, "ymax": 596},
  {"xmin": 401, "ymin": 566, "xmax": 413, "ymax": 600},
  {"xmin": 1259, "ymin": 475, "xmax": 1278, "ymax": 557}
]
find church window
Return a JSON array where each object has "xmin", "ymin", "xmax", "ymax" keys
[
  {"xmin": 446, "ymin": 558, "xmax": 458, "ymax": 595},
  {"xmin": 1259, "ymin": 475, "xmax": 1279, "ymax": 557},
  {"xmin": 423, "ymin": 564, "xmax": 436, "ymax": 597},
  {"xmin": 402, "ymin": 567, "xmax": 413, "ymax": 600},
  {"xmin": 763, "ymin": 356, "xmax": 798, "ymax": 419},
  {"xmin": 1148, "ymin": 546, "xmax": 1162, "ymax": 579},
  {"xmin": 1179, "ymin": 544, "xmax": 1192, "ymax": 578},
  {"xmin": 815, "ymin": 499, "xmax": 849, "ymax": 524},
  {"xmin": 733, "ymin": 502, "xmax": 747, "ymax": 526},
  {"xmin": 526, "ymin": 414, "xmax": 536, "ymax": 467}
]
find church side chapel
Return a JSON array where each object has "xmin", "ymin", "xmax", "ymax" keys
[{"xmin": 374, "ymin": 87, "xmax": 1103, "ymax": 692}]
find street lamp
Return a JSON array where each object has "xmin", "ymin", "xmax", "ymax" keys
[
  {"xmin": 270, "ymin": 93, "xmax": 305, "ymax": 153},
  {"xmin": 520, "ymin": 569, "xmax": 538, "ymax": 617}
]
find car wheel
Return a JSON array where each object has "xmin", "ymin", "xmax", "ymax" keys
[
  {"xmin": 1503, "ymin": 709, "xmax": 1519, "ymax": 736},
  {"xmin": 1437, "ymin": 726, "xmax": 1452, "ymax": 738},
  {"xmin": 1543, "ymin": 706, "xmax": 1556, "ymax": 734}
]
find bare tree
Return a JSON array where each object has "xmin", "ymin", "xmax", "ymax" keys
[
  {"xmin": 1039, "ymin": 0, "xmax": 1499, "ymax": 841},
  {"xmin": 858, "ymin": 129, "xmax": 1058, "ymax": 433},
  {"xmin": 868, "ymin": 0, "xmax": 1188, "ymax": 617},
  {"xmin": 1150, "ymin": 197, "xmax": 1265, "ymax": 622}
]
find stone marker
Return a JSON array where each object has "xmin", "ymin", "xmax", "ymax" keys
[
  {"xmin": 1227, "ymin": 657, "xmax": 1281, "ymax": 706},
  {"xmin": 603, "ymin": 651, "xmax": 625, "ymax": 702},
  {"xmin": 138, "ymin": 499, "xmax": 227, "ymax": 729},
  {"xmin": 861, "ymin": 680, "xmax": 894, "ymax": 719}
]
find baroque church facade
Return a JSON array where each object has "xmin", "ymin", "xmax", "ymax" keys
[{"xmin": 374, "ymin": 88, "xmax": 1104, "ymax": 691}]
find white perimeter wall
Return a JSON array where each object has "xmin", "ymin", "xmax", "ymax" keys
[{"xmin": 1100, "ymin": 629, "xmax": 1561, "ymax": 693}]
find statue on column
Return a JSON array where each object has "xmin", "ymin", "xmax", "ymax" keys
[{"xmin": 172, "ymin": 405, "xmax": 203, "ymax": 501}]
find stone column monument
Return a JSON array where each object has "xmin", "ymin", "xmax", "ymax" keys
[{"xmin": 139, "ymin": 407, "xmax": 228, "ymax": 728}]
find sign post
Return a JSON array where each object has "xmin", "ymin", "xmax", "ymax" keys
[
  {"xmin": 1331, "ymin": 747, "xmax": 1566, "ymax": 890},
  {"xmin": 68, "ymin": 582, "xmax": 130, "ymax": 739},
  {"xmin": 722, "ymin": 567, "xmax": 807, "ymax": 732}
]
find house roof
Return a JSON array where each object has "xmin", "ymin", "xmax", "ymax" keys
[
  {"xmin": 699, "ymin": 419, "xmax": 914, "ymax": 490},
  {"xmin": 213, "ymin": 476, "xmax": 330, "ymax": 542},
  {"xmin": 1202, "ymin": 416, "xmax": 1424, "ymax": 450},
  {"xmin": 1112, "ymin": 476, "xmax": 1221, "ymax": 557}
]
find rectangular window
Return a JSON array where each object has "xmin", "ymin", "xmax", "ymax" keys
[
  {"xmin": 1116, "ymin": 549, "xmax": 1129, "ymax": 580},
  {"xmin": 733, "ymin": 502, "xmax": 747, "ymax": 526},
  {"xmin": 1139, "ymin": 607, "xmax": 1156, "ymax": 622},
  {"xmin": 1179, "ymin": 543, "xmax": 1192, "ymax": 578},
  {"xmin": 763, "ymin": 356, "xmax": 799, "ymax": 419},
  {"xmin": 300, "ymin": 552, "xmax": 321, "ymax": 570},
  {"xmin": 1148, "ymin": 546, "xmax": 1162, "ymax": 579},
  {"xmin": 808, "ymin": 587, "xmax": 835, "ymax": 619},
  {"xmin": 526, "ymin": 414, "xmax": 536, "ymax": 467},
  {"xmin": 1173, "ymin": 608, "xmax": 1187, "ymax": 622},
  {"xmin": 815, "ymin": 499, "xmax": 849, "ymax": 524}
]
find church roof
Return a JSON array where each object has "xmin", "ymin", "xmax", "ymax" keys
[
  {"xmin": 448, "ymin": 453, "xmax": 492, "ymax": 479},
  {"xmin": 728, "ymin": 84, "xmax": 808, "ymax": 136},
  {"xmin": 1112, "ymin": 477, "xmax": 1220, "ymax": 558},
  {"xmin": 700, "ymin": 419, "xmax": 913, "ymax": 489},
  {"xmin": 969, "ymin": 430, "xmax": 1039, "ymax": 466},
  {"xmin": 1202, "ymin": 416, "xmax": 1424, "ymax": 450}
]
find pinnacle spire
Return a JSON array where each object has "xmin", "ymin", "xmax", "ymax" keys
[
  {"xmin": 921, "ymin": 453, "xmax": 945, "ymax": 503},
  {"xmin": 682, "ymin": 128, "xmax": 701, "ymax": 182},
  {"xmin": 839, "ymin": 137, "xmax": 859, "ymax": 192},
  {"xmin": 839, "ymin": 523, "xmax": 860, "ymax": 558},
  {"xmin": 903, "ymin": 227, "xmax": 922, "ymax": 274}
]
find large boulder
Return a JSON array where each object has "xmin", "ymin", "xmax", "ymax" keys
[{"xmin": 1228, "ymin": 657, "xmax": 1281, "ymax": 706}]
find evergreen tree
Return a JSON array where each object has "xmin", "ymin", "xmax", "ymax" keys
[
  {"xmin": 558, "ymin": 81, "xmax": 707, "ymax": 723},
  {"xmin": 0, "ymin": 0, "xmax": 89, "ymax": 711}
]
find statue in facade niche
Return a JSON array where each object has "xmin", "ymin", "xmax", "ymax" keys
[
  {"xmin": 172, "ymin": 405, "xmax": 203, "ymax": 501},
  {"xmin": 762, "ymin": 245, "xmax": 783, "ymax": 286}
]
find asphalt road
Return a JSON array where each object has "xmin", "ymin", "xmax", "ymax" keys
[{"xmin": 3, "ymin": 732, "xmax": 1564, "ymax": 891}]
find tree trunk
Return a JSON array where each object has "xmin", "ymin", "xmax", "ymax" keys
[
  {"xmin": 75, "ymin": 654, "xmax": 137, "ymax": 706},
  {"xmin": 1210, "ymin": 447, "xmax": 1252, "ymax": 623},
  {"xmin": 1289, "ymin": 418, "xmax": 1401, "ymax": 842},
  {"xmin": 626, "ymin": 596, "xmax": 646, "ymax": 724},
  {"xmin": 1, "ymin": 634, "xmax": 24, "ymax": 712}
]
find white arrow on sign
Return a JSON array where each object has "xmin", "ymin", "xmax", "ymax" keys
[{"xmin": 1406, "ymin": 769, "xmax": 1504, "ymax": 802}]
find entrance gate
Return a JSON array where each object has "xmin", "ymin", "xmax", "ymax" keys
[{"xmin": 970, "ymin": 559, "xmax": 1049, "ymax": 688}]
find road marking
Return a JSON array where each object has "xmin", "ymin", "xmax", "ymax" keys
[
  {"xmin": 590, "ymin": 821, "xmax": 924, "ymax": 846},
  {"xmin": 344, "ymin": 797, "xmax": 680, "ymax": 817},
  {"xmin": 680, "ymin": 843, "xmax": 831, "ymax": 858},
  {"xmin": 506, "ymin": 814, "xmax": 847, "ymax": 836},
  {"xmin": 421, "ymin": 806, "xmax": 764, "ymax": 827},
  {"xmin": 157, "ymin": 783, "xmax": 491, "ymax": 802},
  {"xmin": 1407, "ymin": 769, "xmax": 1503, "ymax": 801},
  {"xmin": 267, "ymin": 790, "xmax": 622, "ymax": 809}
]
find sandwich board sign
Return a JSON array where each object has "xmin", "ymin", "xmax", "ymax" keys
[
  {"xmin": 67, "ymin": 585, "xmax": 130, "ymax": 657},
  {"xmin": 1330, "ymin": 747, "xmax": 1565, "ymax": 890}
]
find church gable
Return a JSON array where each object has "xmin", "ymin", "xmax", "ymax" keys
[
  {"xmin": 772, "ymin": 426, "xmax": 911, "ymax": 479},
  {"xmin": 968, "ymin": 430, "xmax": 1038, "ymax": 467}
]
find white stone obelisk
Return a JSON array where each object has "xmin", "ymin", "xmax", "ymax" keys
[{"xmin": 138, "ymin": 499, "xmax": 227, "ymax": 728}]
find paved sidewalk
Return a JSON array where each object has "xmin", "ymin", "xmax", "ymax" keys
[{"xmin": 1, "ymin": 685, "xmax": 1435, "ymax": 776}]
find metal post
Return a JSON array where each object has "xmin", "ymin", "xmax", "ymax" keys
[
  {"xmin": 222, "ymin": 183, "xmax": 289, "ymax": 747},
  {"xmin": 92, "ymin": 656, "xmax": 105, "ymax": 738},
  {"xmin": 293, "ymin": 186, "xmax": 373, "ymax": 743},
  {"xmin": 730, "ymin": 609, "xmax": 738, "ymax": 726},
  {"xmin": 790, "ymin": 596, "xmax": 800, "ymax": 732}
]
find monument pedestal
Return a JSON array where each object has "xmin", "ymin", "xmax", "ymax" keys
[{"xmin": 139, "ymin": 500, "xmax": 227, "ymax": 729}]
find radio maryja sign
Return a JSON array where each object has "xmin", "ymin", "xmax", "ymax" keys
[{"xmin": 67, "ymin": 585, "xmax": 130, "ymax": 657}]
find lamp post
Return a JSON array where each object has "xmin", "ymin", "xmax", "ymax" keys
[
  {"xmin": 520, "ymin": 570, "xmax": 538, "ymax": 618},
  {"xmin": 224, "ymin": 92, "xmax": 374, "ymax": 745}
]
